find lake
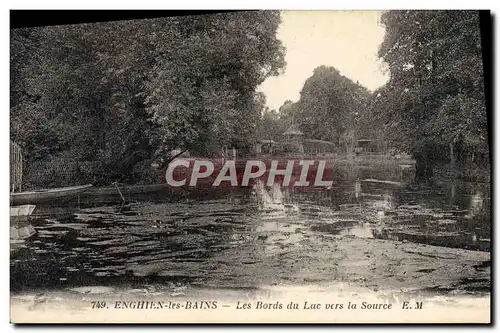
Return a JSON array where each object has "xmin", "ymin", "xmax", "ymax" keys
[{"xmin": 11, "ymin": 164, "xmax": 491, "ymax": 296}]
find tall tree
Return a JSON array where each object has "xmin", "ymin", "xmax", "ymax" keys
[
  {"xmin": 144, "ymin": 12, "xmax": 285, "ymax": 157},
  {"xmin": 10, "ymin": 11, "xmax": 286, "ymax": 186},
  {"xmin": 377, "ymin": 10, "xmax": 488, "ymax": 178},
  {"xmin": 289, "ymin": 66, "xmax": 370, "ymax": 150}
]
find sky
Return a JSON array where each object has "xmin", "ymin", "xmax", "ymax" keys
[{"xmin": 258, "ymin": 10, "xmax": 390, "ymax": 111}]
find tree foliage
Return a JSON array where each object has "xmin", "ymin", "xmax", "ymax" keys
[
  {"xmin": 257, "ymin": 107, "xmax": 288, "ymax": 143},
  {"xmin": 376, "ymin": 10, "xmax": 488, "ymax": 175},
  {"xmin": 10, "ymin": 12, "xmax": 285, "ymax": 186},
  {"xmin": 278, "ymin": 66, "xmax": 370, "ymax": 150}
]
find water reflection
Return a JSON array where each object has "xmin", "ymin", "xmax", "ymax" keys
[
  {"xmin": 10, "ymin": 165, "xmax": 490, "ymax": 294},
  {"xmin": 250, "ymin": 176, "xmax": 489, "ymax": 253},
  {"xmin": 470, "ymin": 192, "xmax": 485, "ymax": 216}
]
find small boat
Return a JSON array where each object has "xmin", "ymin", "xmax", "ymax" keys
[
  {"xmin": 11, "ymin": 204, "xmax": 37, "ymax": 241},
  {"xmin": 361, "ymin": 179, "xmax": 402, "ymax": 186},
  {"xmin": 10, "ymin": 204, "xmax": 36, "ymax": 223},
  {"xmin": 10, "ymin": 225, "xmax": 37, "ymax": 240},
  {"xmin": 10, "ymin": 184, "xmax": 93, "ymax": 206}
]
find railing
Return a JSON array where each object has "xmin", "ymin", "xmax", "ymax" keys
[{"xmin": 10, "ymin": 141, "xmax": 23, "ymax": 193}]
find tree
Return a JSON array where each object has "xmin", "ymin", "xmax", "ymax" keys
[
  {"xmin": 288, "ymin": 66, "xmax": 370, "ymax": 150},
  {"xmin": 377, "ymin": 10, "xmax": 488, "ymax": 178},
  {"xmin": 257, "ymin": 108, "xmax": 287, "ymax": 143},
  {"xmin": 144, "ymin": 12, "xmax": 286, "ymax": 157},
  {"xmin": 12, "ymin": 20, "xmax": 157, "ymax": 184},
  {"xmin": 10, "ymin": 11, "xmax": 286, "ymax": 186}
]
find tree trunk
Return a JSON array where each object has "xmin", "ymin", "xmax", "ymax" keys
[
  {"xmin": 449, "ymin": 142, "xmax": 456, "ymax": 167},
  {"xmin": 157, "ymin": 149, "xmax": 188, "ymax": 170},
  {"xmin": 415, "ymin": 154, "xmax": 433, "ymax": 182}
]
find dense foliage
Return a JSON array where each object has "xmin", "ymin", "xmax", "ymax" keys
[
  {"xmin": 11, "ymin": 11, "xmax": 489, "ymax": 188},
  {"xmin": 375, "ymin": 10, "xmax": 489, "ymax": 178},
  {"xmin": 11, "ymin": 12, "xmax": 285, "ymax": 186},
  {"xmin": 263, "ymin": 10, "xmax": 489, "ymax": 181},
  {"xmin": 268, "ymin": 66, "xmax": 371, "ymax": 153}
]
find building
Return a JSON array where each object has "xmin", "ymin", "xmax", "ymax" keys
[
  {"xmin": 354, "ymin": 139, "xmax": 377, "ymax": 154},
  {"xmin": 302, "ymin": 139, "xmax": 337, "ymax": 155},
  {"xmin": 254, "ymin": 139, "xmax": 276, "ymax": 154},
  {"xmin": 282, "ymin": 124, "xmax": 304, "ymax": 153}
]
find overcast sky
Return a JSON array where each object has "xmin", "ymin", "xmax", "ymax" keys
[{"xmin": 258, "ymin": 10, "xmax": 390, "ymax": 111}]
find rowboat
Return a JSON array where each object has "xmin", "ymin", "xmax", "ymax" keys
[
  {"xmin": 10, "ymin": 204, "xmax": 36, "ymax": 223},
  {"xmin": 10, "ymin": 225, "xmax": 36, "ymax": 240},
  {"xmin": 361, "ymin": 179, "xmax": 402, "ymax": 186},
  {"xmin": 10, "ymin": 204, "xmax": 37, "ymax": 241},
  {"xmin": 10, "ymin": 184, "xmax": 93, "ymax": 206}
]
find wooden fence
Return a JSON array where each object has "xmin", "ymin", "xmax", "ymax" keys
[{"xmin": 10, "ymin": 141, "xmax": 23, "ymax": 193}]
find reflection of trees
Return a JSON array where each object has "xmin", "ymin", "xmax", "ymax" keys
[
  {"xmin": 440, "ymin": 181, "xmax": 490, "ymax": 219},
  {"xmin": 470, "ymin": 192, "xmax": 485, "ymax": 216}
]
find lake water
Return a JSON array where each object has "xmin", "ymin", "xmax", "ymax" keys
[{"xmin": 10, "ymin": 164, "xmax": 491, "ymax": 295}]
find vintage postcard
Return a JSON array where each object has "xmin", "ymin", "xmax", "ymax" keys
[{"xmin": 9, "ymin": 10, "xmax": 491, "ymax": 324}]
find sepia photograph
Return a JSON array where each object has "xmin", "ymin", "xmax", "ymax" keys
[{"xmin": 9, "ymin": 9, "xmax": 491, "ymax": 323}]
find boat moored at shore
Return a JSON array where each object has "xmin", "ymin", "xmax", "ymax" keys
[{"xmin": 10, "ymin": 184, "xmax": 93, "ymax": 206}]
